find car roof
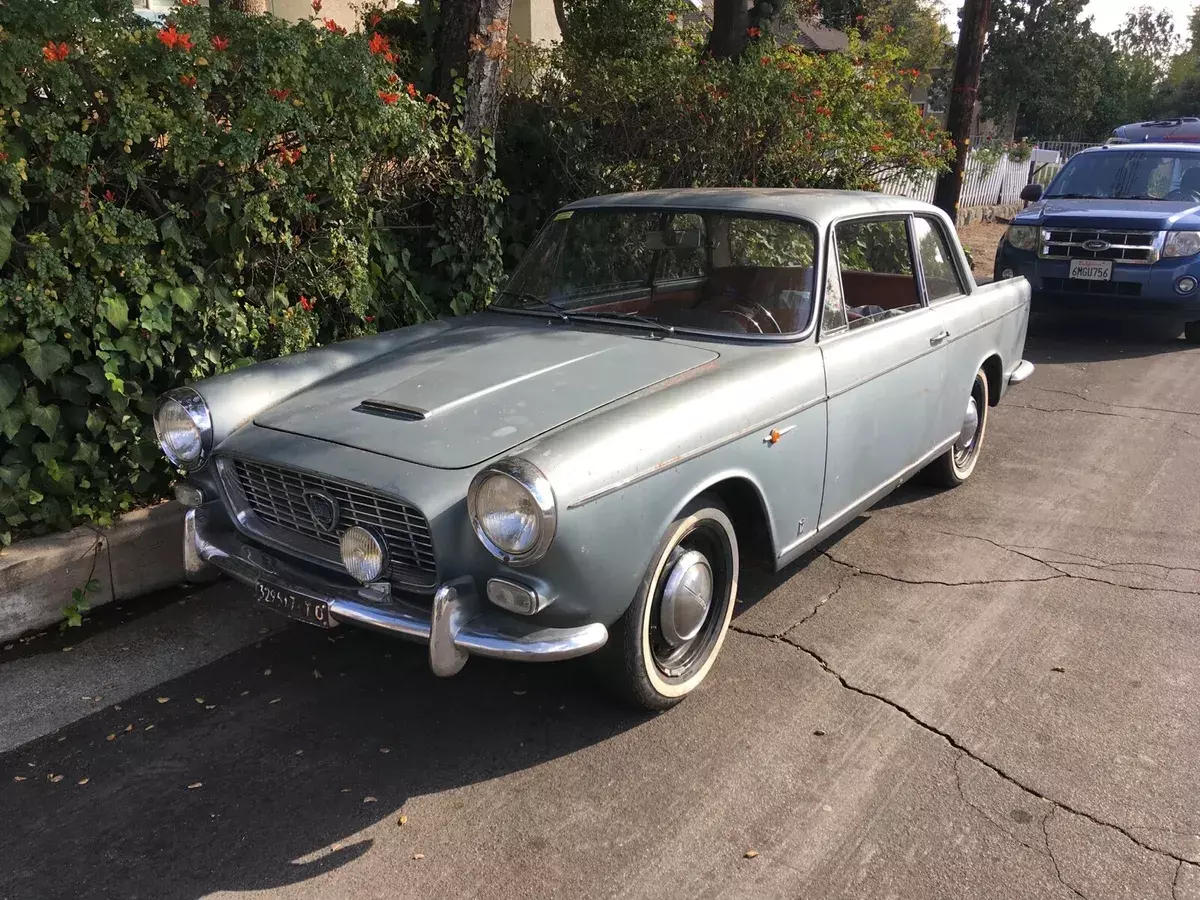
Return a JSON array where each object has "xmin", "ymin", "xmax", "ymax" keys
[
  {"xmin": 1083, "ymin": 142, "xmax": 1200, "ymax": 155},
  {"xmin": 563, "ymin": 188, "xmax": 946, "ymax": 227}
]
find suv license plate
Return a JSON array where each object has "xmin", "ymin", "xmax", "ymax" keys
[
  {"xmin": 1069, "ymin": 259, "xmax": 1112, "ymax": 281},
  {"xmin": 255, "ymin": 581, "xmax": 337, "ymax": 628}
]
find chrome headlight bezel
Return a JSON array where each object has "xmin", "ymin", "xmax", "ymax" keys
[
  {"xmin": 1006, "ymin": 224, "xmax": 1040, "ymax": 252},
  {"xmin": 1163, "ymin": 230, "xmax": 1200, "ymax": 259},
  {"xmin": 153, "ymin": 387, "xmax": 213, "ymax": 472},
  {"xmin": 467, "ymin": 458, "xmax": 557, "ymax": 567}
]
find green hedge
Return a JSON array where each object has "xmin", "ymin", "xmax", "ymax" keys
[{"xmin": 0, "ymin": 0, "xmax": 504, "ymax": 542}]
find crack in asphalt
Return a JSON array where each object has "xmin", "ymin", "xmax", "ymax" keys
[
  {"xmin": 821, "ymin": 549, "xmax": 1065, "ymax": 588},
  {"xmin": 1174, "ymin": 860, "xmax": 1183, "ymax": 900},
  {"xmin": 735, "ymin": 559, "xmax": 860, "ymax": 639},
  {"xmin": 726, "ymin": 625, "xmax": 1194, "ymax": 879},
  {"xmin": 1009, "ymin": 401, "xmax": 1144, "ymax": 421},
  {"xmin": 951, "ymin": 754, "xmax": 1049, "ymax": 858},
  {"xmin": 1032, "ymin": 386, "xmax": 1200, "ymax": 420},
  {"xmin": 1044, "ymin": 808, "xmax": 1091, "ymax": 900}
]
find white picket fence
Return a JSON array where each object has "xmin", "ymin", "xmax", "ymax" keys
[{"xmin": 878, "ymin": 153, "xmax": 1033, "ymax": 209}]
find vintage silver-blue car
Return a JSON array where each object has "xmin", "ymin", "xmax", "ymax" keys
[{"xmin": 155, "ymin": 190, "xmax": 1033, "ymax": 709}]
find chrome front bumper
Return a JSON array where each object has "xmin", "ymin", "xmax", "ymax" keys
[
  {"xmin": 185, "ymin": 507, "xmax": 608, "ymax": 675},
  {"xmin": 1008, "ymin": 359, "xmax": 1035, "ymax": 386}
]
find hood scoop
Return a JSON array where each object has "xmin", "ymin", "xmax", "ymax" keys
[{"xmin": 355, "ymin": 399, "xmax": 428, "ymax": 422}]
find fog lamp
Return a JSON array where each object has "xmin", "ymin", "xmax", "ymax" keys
[
  {"xmin": 340, "ymin": 526, "xmax": 387, "ymax": 584},
  {"xmin": 1178, "ymin": 276, "xmax": 1198, "ymax": 295}
]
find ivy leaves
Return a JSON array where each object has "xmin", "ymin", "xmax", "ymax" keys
[{"xmin": 21, "ymin": 339, "xmax": 71, "ymax": 383}]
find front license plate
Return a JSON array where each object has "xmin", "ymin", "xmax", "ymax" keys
[
  {"xmin": 255, "ymin": 581, "xmax": 337, "ymax": 629},
  {"xmin": 1069, "ymin": 259, "xmax": 1113, "ymax": 281}
]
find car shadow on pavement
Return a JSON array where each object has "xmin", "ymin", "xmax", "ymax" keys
[
  {"xmin": 1025, "ymin": 315, "xmax": 1191, "ymax": 364},
  {"xmin": 0, "ymin": 624, "xmax": 646, "ymax": 900}
]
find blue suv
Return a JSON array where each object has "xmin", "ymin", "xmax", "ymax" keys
[{"xmin": 994, "ymin": 143, "xmax": 1200, "ymax": 341}]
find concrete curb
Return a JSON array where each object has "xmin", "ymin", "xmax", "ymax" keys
[{"xmin": 0, "ymin": 502, "xmax": 187, "ymax": 643}]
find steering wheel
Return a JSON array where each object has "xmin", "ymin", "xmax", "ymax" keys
[
  {"xmin": 1167, "ymin": 189, "xmax": 1200, "ymax": 202},
  {"xmin": 732, "ymin": 302, "xmax": 783, "ymax": 334}
]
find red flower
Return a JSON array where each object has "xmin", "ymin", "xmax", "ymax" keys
[
  {"xmin": 305, "ymin": 193, "xmax": 317, "ymax": 201},
  {"xmin": 324, "ymin": 18, "xmax": 346, "ymax": 35},
  {"xmin": 42, "ymin": 41, "xmax": 70, "ymax": 63},
  {"xmin": 299, "ymin": 296, "xmax": 315, "ymax": 312},
  {"xmin": 425, "ymin": 93, "xmax": 436, "ymax": 103},
  {"xmin": 210, "ymin": 35, "xmax": 230, "ymax": 51},
  {"xmin": 311, "ymin": 0, "xmax": 323, "ymax": 11},
  {"xmin": 406, "ymin": 82, "xmax": 418, "ymax": 98},
  {"xmin": 364, "ymin": 315, "xmax": 375, "ymax": 323},
  {"xmin": 378, "ymin": 91, "xmax": 400, "ymax": 105},
  {"xmin": 387, "ymin": 73, "xmax": 400, "ymax": 84},
  {"xmin": 666, "ymin": 12, "xmax": 677, "ymax": 22},
  {"xmin": 368, "ymin": 32, "xmax": 390, "ymax": 55},
  {"xmin": 812, "ymin": 88, "xmax": 823, "ymax": 97},
  {"xmin": 760, "ymin": 55, "xmax": 770, "ymax": 65},
  {"xmin": 870, "ymin": 144, "xmax": 883, "ymax": 152},
  {"xmin": 0, "ymin": 152, "xmax": 8, "ymax": 164},
  {"xmin": 884, "ymin": 24, "xmax": 894, "ymax": 33},
  {"xmin": 369, "ymin": 13, "xmax": 382, "ymax": 27},
  {"xmin": 816, "ymin": 106, "xmax": 832, "ymax": 116},
  {"xmin": 747, "ymin": 26, "xmax": 761, "ymax": 38},
  {"xmin": 180, "ymin": 73, "xmax": 197, "ymax": 88},
  {"xmin": 180, "ymin": 0, "xmax": 198, "ymax": 6},
  {"xmin": 278, "ymin": 146, "xmax": 302, "ymax": 166},
  {"xmin": 268, "ymin": 88, "xmax": 291, "ymax": 101},
  {"xmin": 383, "ymin": 49, "xmax": 398, "ymax": 64},
  {"xmin": 103, "ymin": 189, "xmax": 116, "ymax": 202},
  {"xmin": 157, "ymin": 25, "xmax": 193, "ymax": 52}
]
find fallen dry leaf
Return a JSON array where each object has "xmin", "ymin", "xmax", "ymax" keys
[
  {"xmin": 744, "ymin": 849, "xmax": 759, "ymax": 859},
  {"xmin": 157, "ymin": 697, "xmax": 169, "ymax": 704},
  {"xmin": 380, "ymin": 748, "xmax": 390, "ymax": 754},
  {"xmin": 13, "ymin": 776, "xmax": 26, "ymax": 782},
  {"xmin": 205, "ymin": 705, "xmax": 216, "ymax": 710},
  {"xmin": 105, "ymin": 733, "xmax": 116, "ymax": 742},
  {"xmin": 187, "ymin": 782, "xmax": 203, "ymax": 790},
  {"xmin": 812, "ymin": 729, "xmax": 826, "ymax": 737},
  {"xmin": 313, "ymin": 670, "xmax": 322, "ymax": 679},
  {"xmin": 62, "ymin": 646, "xmax": 73, "ymax": 653},
  {"xmin": 195, "ymin": 698, "xmax": 205, "ymax": 704},
  {"xmin": 82, "ymin": 695, "xmax": 93, "ymax": 701},
  {"xmin": 269, "ymin": 697, "xmax": 281, "ymax": 704},
  {"xmin": 363, "ymin": 796, "xmax": 377, "ymax": 803},
  {"xmin": 114, "ymin": 705, "xmax": 122, "ymax": 711},
  {"xmin": 145, "ymin": 724, "xmax": 155, "ymax": 731},
  {"xmin": 240, "ymin": 690, "xmax": 250, "ymax": 697},
  {"xmin": 1051, "ymin": 666, "xmax": 1066, "ymax": 673},
  {"xmin": 398, "ymin": 815, "xmax": 408, "ymax": 826},
  {"xmin": 263, "ymin": 669, "xmax": 272, "ymax": 676},
  {"xmin": 413, "ymin": 853, "xmax": 425, "ymax": 860},
  {"xmin": 341, "ymin": 788, "xmax": 351, "ymax": 793},
  {"xmin": 77, "ymin": 778, "xmax": 89, "ymax": 786},
  {"xmin": 295, "ymin": 750, "xmax": 303, "ymax": 756},
  {"xmin": 125, "ymin": 724, "xmax": 133, "ymax": 733},
  {"xmin": 49, "ymin": 774, "xmax": 64, "ymax": 783}
]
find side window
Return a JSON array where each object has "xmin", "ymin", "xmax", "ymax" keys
[
  {"xmin": 834, "ymin": 218, "xmax": 921, "ymax": 330},
  {"xmin": 913, "ymin": 217, "xmax": 966, "ymax": 302},
  {"xmin": 820, "ymin": 241, "xmax": 848, "ymax": 336}
]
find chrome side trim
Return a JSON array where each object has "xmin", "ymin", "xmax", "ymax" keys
[
  {"xmin": 187, "ymin": 506, "xmax": 607, "ymax": 669},
  {"xmin": 775, "ymin": 435, "xmax": 958, "ymax": 568},
  {"xmin": 566, "ymin": 394, "xmax": 827, "ymax": 509},
  {"xmin": 1008, "ymin": 360, "xmax": 1035, "ymax": 385}
]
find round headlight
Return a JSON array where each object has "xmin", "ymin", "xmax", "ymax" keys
[
  {"xmin": 468, "ymin": 459, "xmax": 556, "ymax": 566},
  {"xmin": 340, "ymin": 526, "xmax": 387, "ymax": 584},
  {"xmin": 153, "ymin": 388, "xmax": 212, "ymax": 470}
]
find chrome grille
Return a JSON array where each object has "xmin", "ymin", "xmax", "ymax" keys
[
  {"xmin": 225, "ymin": 458, "xmax": 436, "ymax": 590},
  {"xmin": 1040, "ymin": 228, "xmax": 1159, "ymax": 264}
]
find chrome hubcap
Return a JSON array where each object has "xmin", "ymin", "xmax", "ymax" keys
[
  {"xmin": 956, "ymin": 396, "xmax": 980, "ymax": 455},
  {"xmin": 658, "ymin": 549, "xmax": 713, "ymax": 647}
]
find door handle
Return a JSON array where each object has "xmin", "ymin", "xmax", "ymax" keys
[{"xmin": 929, "ymin": 330, "xmax": 950, "ymax": 346}]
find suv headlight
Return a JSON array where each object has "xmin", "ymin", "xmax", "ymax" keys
[
  {"xmin": 467, "ymin": 458, "xmax": 556, "ymax": 566},
  {"xmin": 1164, "ymin": 231, "xmax": 1200, "ymax": 258},
  {"xmin": 153, "ymin": 388, "xmax": 213, "ymax": 471},
  {"xmin": 1006, "ymin": 225, "xmax": 1040, "ymax": 252}
]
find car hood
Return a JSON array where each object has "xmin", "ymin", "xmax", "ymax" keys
[
  {"xmin": 1015, "ymin": 198, "xmax": 1200, "ymax": 231},
  {"xmin": 253, "ymin": 317, "xmax": 720, "ymax": 469}
]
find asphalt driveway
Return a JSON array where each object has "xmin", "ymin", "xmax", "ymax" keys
[{"xmin": 2, "ymin": 320, "xmax": 1199, "ymax": 900}]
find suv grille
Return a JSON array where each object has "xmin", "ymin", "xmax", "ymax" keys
[
  {"xmin": 224, "ymin": 458, "xmax": 437, "ymax": 591},
  {"xmin": 1040, "ymin": 228, "xmax": 1158, "ymax": 264}
]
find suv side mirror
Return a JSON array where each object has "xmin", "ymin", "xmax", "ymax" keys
[{"xmin": 1020, "ymin": 183, "xmax": 1045, "ymax": 203}]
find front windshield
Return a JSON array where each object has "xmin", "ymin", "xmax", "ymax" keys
[
  {"xmin": 497, "ymin": 209, "xmax": 818, "ymax": 337},
  {"xmin": 1046, "ymin": 150, "xmax": 1200, "ymax": 200}
]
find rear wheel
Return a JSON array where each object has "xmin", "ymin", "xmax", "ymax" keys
[
  {"xmin": 595, "ymin": 499, "xmax": 739, "ymax": 711},
  {"xmin": 925, "ymin": 368, "xmax": 990, "ymax": 488}
]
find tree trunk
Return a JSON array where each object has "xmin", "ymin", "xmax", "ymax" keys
[
  {"xmin": 933, "ymin": 0, "xmax": 991, "ymax": 219},
  {"xmin": 435, "ymin": 0, "xmax": 513, "ymax": 138},
  {"xmin": 708, "ymin": 0, "xmax": 750, "ymax": 59},
  {"xmin": 553, "ymin": 0, "xmax": 570, "ymax": 43},
  {"xmin": 210, "ymin": 0, "xmax": 268, "ymax": 13}
]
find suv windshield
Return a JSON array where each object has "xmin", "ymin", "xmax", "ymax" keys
[
  {"xmin": 1046, "ymin": 150, "xmax": 1200, "ymax": 201},
  {"xmin": 496, "ymin": 209, "xmax": 818, "ymax": 337}
]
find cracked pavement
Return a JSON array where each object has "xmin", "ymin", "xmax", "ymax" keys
[{"xmin": 4, "ymin": 322, "xmax": 1200, "ymax": 900}]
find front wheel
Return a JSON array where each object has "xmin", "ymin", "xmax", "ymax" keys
[
  {"xmin": 595, "ymin": 499, "xmax": 739, "ymax": 711},
  {"xmin": 925, "ymin": 367, "xmax": 990, "ymax": 488}
]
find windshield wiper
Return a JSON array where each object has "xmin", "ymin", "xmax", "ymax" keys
[
  {"xmin": 495, "ymin": 290, "xmax": 570, "ymax": 322},
  {"xmin": 571, "ymin": 310, "xmax": 676, "ymax": 336}
]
